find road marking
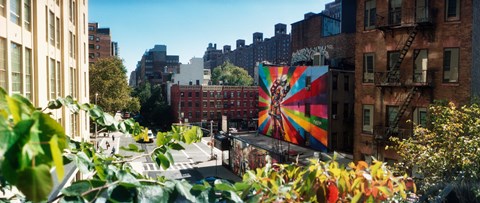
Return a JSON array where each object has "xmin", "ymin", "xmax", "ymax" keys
[
  {"xmin": 142, "ymin": 162, "xmax": 194, "ymax": 172},
  {"xmin": 193, "ymin": 142, "xmax": 211, "ymax": 157},
  {"xmin": 181, "ymin": 150, "xmax": 195, "ymax": 163}
]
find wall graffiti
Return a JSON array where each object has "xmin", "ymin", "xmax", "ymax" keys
[
  {"xmin": 258, "ymin": 64, "xmax": 329, "ymax": 151},
  {"xmin": 230, "ymin": 139, "xmax": 279, "ymax": 177}
]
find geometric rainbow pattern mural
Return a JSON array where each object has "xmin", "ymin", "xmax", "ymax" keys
[{"xmin": 258, "ymin": 64, "xmax": 329, "ymax": 151}]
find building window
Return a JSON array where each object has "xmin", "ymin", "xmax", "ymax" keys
[
  {"xmin": 443, "ymin": 48, "xmax": 459, "ymax": 83},
  {"xmin": 57, "ymin": 61, "xmax": 61, "ymax": 97},
  {"xmin": 195, "ymin": 102, "xmax": 199, "ymax": 107},
  {"xmin": 89, "ymin": 44, "xmax": 94, "ymax": 49},
  {"xmin": 188, "ymin": 92, "xmax": 192, "ymax": 97},
  {"xmin": 344, "ymin": 75, "xmax": 349, "ymax": 91},
  {"xmin": 386, "ymin": 106, "xmax": 399, "ymax": 128},
  {"xmin": 70, "ymin": 67, "xmax": 77, "ymax": 98},
  {"xmin": 11, "ymin": 43, "xmax": 22, "ymax": 94},
  {"xmin": 49, "ymin": 58, "xmax": 56, "ymax": 99},
  {"xmin": 332, "ymin": 73, "xmax": 337, "ymax": 90},
  {"xmin": 362, "ymin": 105, "xmax": 374, "ymax": 133},
  {"xmin": 188, "ymin": 102, "xmax": 192, "ymax": 107},
  {"xmin": 96, "ymin": 45, "xmax": 100, "ymax": 50},
  {"xmin": 56, "ymin": 18, "xmax": 60, "ymax": 48},
  {"xmin": 387, "ymin": 51, "xmax": 400, "ymax": 82},
  {"xmin": 195, "ymin": 112, "xmax": 200, "ymax": 118},
  {"xmin": 24, "ymin": 0, "xmax": 31, "ymax": 31},
  {"xmin": 69, "ymin": 32, "xmax": 73, "ymax": 57},
  {"xmin": 445, "ymin": 0, "xmax": 460, "ymax": 21},
  {"xmin": 413, "ymin": 107, "xmax": 427, "ymax": 127},
  {"xmin": 49, "ymin": 11, "xmax": 55, "ymax": 45},
  {"xmin": 88, "ymin": 26, "xmax": 94, "ymax": 31},
  {"xmin": 389, "ymin": 0, "xmax": 402, "ymax": 25},
  {"xmin": 364, "ymin": 0, "xmax": 376, "ymax": 29},
  {"xmin": 203, "ymin": 91, "xmax": 207, "ymax": 97},
  {"xmin": 414, "ymin": 49, "xmax": 428, "ymax": 83},
  {"xmin": 195, "ymin": 92, "xmax": 199, "ymax": 97},
  {"xmin": 202, "ymin": 101, "xmax": 207, "ymax": 107},
  {"xmin": 0, "ymin": 38, "xmax": 6, "ymax": 90},
  {"xmin": 0, "ymin": 0, "xmax": 5, "ymax": 17},
  {"xmin": 332, "ymin": 103, "xmax": 337, "ymax": 117},
  {"xmin": 343, "ymin": 103, "xmax": 349, "ymax": 119},
  {"xmin": 210, "ymin": 101, "xmax": 214, "ymax": 107},
  {"xmin": 25, "ymin": 48, "xmax": 32, "ymax": 100},
  {"xmin": 363, "ymin": 53, "xmax": 375, "ymax": 83},
  {"xmin": 10, "ymin": 0, "xmax": 21, "ymax": 25}
]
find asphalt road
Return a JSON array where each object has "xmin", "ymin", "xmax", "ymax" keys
[{"xmin": 97, "ymin": 132, "xmax": 228, "ymax": 183}]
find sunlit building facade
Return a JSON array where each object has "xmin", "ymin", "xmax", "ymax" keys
[{"xmin": 0, "ymin": 0, "xmax": 90, "ymax": 141}]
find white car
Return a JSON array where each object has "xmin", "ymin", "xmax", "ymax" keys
[{"xmin": 228, "ymin": 128, "xmax": 238, "ymax": 133}]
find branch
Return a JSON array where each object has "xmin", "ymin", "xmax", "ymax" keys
[{"xmin": 112, "ymin": 146, "xmax": 162, "ymax": 164}]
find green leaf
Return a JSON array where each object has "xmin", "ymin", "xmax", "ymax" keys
[
  {"xmin": 0, "ymin": 116, "xmax": 18, "ymax": 156},
  {"xmin": 215, "ymin": 183, "xmax": 235, "ymax": 191},
  {"xmin": 351, "ymin": 192, "xmax": 362, "ymax": 203},
  {"xmin": 16, "ymin": 165, "xmax": 53, "ymax": 203},
  {"xmin": 155, "ymin": 153, "xmax": 170, "ymax": 170},
  {"xmin": 137, "ymin": 185, "xmax": 169, "ymax": 203},
  {"xmin": 49, "ymin": 135, "xmax": 64, "ymax": 181},
  {"xmin": 47, "ymin": 99, "xmax": 63, "ymax": 110},
  {"xmin": 175, "ymin": 180, "xmax": 195, "ymax": 202},
  {"xmin": 61, "ymin": 181, "xmax": 91, "ymax": 196},
  {"xmin": 109, "ymin": 184, "xmax": 135, "ymax": 202},
  {"xmin": 169, "ymin": 143, "xmax": 185, "ymax": 150},
  {"xmin": 7, "ymin": 95, "xmax": 22, "ymax": 124}
]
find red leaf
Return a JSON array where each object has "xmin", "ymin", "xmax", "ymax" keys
[{"xmin": 327, "ymin": 181, "xmax": 339, "ymax": 203}]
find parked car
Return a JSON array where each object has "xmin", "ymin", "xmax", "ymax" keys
[{"xmin": 228, "ymin": 128, "xmax": 238, "ymax": 133}]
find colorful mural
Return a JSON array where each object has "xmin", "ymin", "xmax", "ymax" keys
[{"xmin": 258, "ymin": 64, "xmax": 329, "ymax": 151}]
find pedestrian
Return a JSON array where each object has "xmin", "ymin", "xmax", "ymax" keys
[
  {"xmin": 106, "ymin": 141, "xmax": 110, "ymax": 150},
  {"xmin": 112, "ymin": 135, "xmax": 115, "ymax": 141},
  {"xmin": 111, "ymin": 147, "xmax": 116, "ymax": 155}
]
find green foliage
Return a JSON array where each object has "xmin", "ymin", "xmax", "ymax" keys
[
  {"xmin": 89, "ymin": 57, "xmax": 139, "ymax": 113},
  {"xmin": 211, "ymin": 61, "xmax": 254, "ymax": 86},
  {"xmin": 0, "ymin": 88, "xmax": 417, "ymax": 202},
  {"xmin": 390, "ymin": 101, "xmax": 480, "ymax": 200}
]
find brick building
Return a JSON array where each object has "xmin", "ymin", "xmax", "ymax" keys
[
  {"xmin": 170, "ymin": 85, "xmax": 258, "ymax": 131},
  {"xmin": 132, "ymin": 45, "xmax": 180, "ymax": 87},
  {"xmin": 354, "ymin": 0, "xmax": 480, "ymax": 162},
  {"xmin": 289, "ymin": 1, "xmax": 356, "ymax": 154},
  {"xmin": 88, "ymin": 23, "xmax": 117, "ymax": 63}
]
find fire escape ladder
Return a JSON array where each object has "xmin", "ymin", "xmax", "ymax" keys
[
  {"xmin": 387, "ymin": 87, "xmax": 418, "ymax": 136},
  {"xmin": 385, "ymin": 26, "xmax": 419, "ymax": 84}
]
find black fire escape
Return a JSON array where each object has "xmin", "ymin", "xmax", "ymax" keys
[{"xmin": 373, "ymin": 6, "xmax": 435, "ymax": 143}]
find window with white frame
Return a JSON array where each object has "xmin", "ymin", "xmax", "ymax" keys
[
  {"xmin": 363, "ymin": 53, "xmax": 375, "ymax": 83},
  {"xmin": 364, "ymin": 0, "xmax": 376, "ymax": 29},
  {"xmin": 362, "ymin": 105, "xmax": 374, "ymax": 133},
  {"xmin": 443, "ymin": 48, "xmax": 459, "ymax": 83},
  {"xmin": 10, "ymin": 0, "xmax": 21, "ymax": 25},
  {"xmin": 0, "ymin": 38, "xmax": 6, "ymax": 90},
  {"xmin": 49, "ymin": 11, "xmax": 55, "ymax": 45},
  {"xmin": 56, "ymin": 18, "xmax": 60, "ymax": 48},
  {"xmin": 25, "ymin": 48, "xmax": 32, "ymax": 100},
  {"xmin": 0, "ymin": 0, "xmax": 5, "ymax": 17},
  {"xmin": 49, "ymin": 58, "xmax": 56, "ymax": 99},
  {"xmin": 24, "ymin": 0, "xmax": 31, "ymax": 31},
  {"xmin": 11, "ymin": 43, "xmax": 22, "ymax": 94},
  {"xmin": 57, "ymin": 61, "xmax": 61, "ymax": 97}
]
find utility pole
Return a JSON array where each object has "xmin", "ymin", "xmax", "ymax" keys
[{"xmin": 95, "ymin": 93, "xmax": 98, "ymax": 138}]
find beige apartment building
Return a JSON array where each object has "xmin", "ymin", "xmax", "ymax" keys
[{"xmin": 0, "ymin": 0, "xmax": 90, "ymax": 141}]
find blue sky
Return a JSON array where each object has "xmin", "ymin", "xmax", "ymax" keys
[{"xmin": 89, "ymin": 0, "xmax": 331, "ymax": 74}]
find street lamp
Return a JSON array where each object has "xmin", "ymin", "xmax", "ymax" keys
[
  {"xmin": 209, "ymin": 120, "xmax": 216, "ymax": 160},
  {"xmin": 95, "ymin": 93, "xmax": 98, "ymax": 138}
]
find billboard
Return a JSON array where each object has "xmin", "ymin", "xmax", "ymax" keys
[{"xmin": 258, "ymin": 65, "xmax": 329, "ymax": 151}]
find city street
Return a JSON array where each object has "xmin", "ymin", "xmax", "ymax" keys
[{"xmin": 95, "ymin": 131, "xmax": 241, "ymax": 184}]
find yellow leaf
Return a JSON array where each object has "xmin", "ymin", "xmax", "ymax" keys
[
  {"xmin": 351, "ymin": 192, "xmax": 362, "ymax": 203},
  {"xmin": 49, "ymin": 135, "xmax": 64, "ymax": 181}
]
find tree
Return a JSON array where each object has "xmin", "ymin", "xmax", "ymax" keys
[
  {"xmin": 211, "ymin": 62, "xmax": 253, "ymax": 86},
  {"xmin": 132, "ymin": 83, "xmax": 173, "ymax": 130},
  {"xmin": 90, "ymin": 57, "xmax": 139, "ymax": 113},
  {"xmin": 0, "ymin": 89, "xmax": 417, "ymax": 203},
  {"xmin": 390, "ymin": 101, "xmax": 480, "ymax": 199}
]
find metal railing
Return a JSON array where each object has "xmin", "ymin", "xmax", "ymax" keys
[
  {"xmin": 376, "ymin": 6, "xmax": 434, "ymax": 28},
  {"xmin": 374, "ymin": 70, "xmax": 434, "ymax": 87},
  {"xmin": 374, "ymin": 125, "xmax": 412, "ymax": 142}
]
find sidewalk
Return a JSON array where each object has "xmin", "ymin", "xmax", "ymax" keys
[{"xmin": 196, "ymin": 137, "xmax": 242, "ymax": 182}]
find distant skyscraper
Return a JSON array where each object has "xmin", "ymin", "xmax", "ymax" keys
[
  {"xmin": 203, "ymin": 23, "xmax": 290, "ymax": 77},
  {"xmin": 132, "ymin": 45, "xmax": 179, "ymax": 87},
  {"xmin": 88, "ymin": 23, "xmax": 117, "ymax": 63}
]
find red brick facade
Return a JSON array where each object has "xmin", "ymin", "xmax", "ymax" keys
[
  {"xmin": 88, "ymin": 23, "xmax": 113, "ymax": 63},
  {"xmin": 171, "ymin": 85, "xmax": 259, "ymax": 131},
  {"xmin": 354, "ymin": 0, "xmax": 474, "ymax": 161}
]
